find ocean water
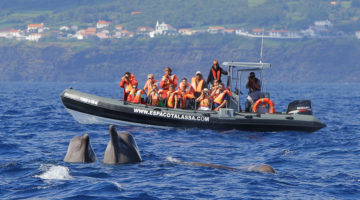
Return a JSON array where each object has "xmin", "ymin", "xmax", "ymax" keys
[{"xmin": 0, "ymin": 82, "xmax": 359, "ymax": 200}]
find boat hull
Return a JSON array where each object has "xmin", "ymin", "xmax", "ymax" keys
[{"xmin": 60, "ymin": 89, "xmax": 326, "ymax": 132}]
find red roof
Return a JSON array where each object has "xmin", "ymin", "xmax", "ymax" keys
[
  {"xmin": 28, "ymin": 24, "xmax": 43, "ymax": 28},
  {"xmin": 97, "ymin": 20, "xmax": 111, "ymax": 24},
  {"xmin": 253, "ymin": 29, "xmax": 264, "ymax": 32},
  {"xmin": 224, "ymin": 29, "xmax": 234, "ymax": 33},
  {"xmin": 131, "ymin": 11, "xmax": 143, "ymax": 15}
]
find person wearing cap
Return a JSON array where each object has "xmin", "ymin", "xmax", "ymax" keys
[
  {"xmin": 195, "ymin": 88, "xmax": 212, "ymax": 111},
  {"xmin": 191, "ymin": 71, "xmax": 205, "ymax": 99},
  {"xmin": 119, "ymin": 72, "xmax": 138, "ymax": 101},
  {"xmin": 245, "ymin": 72, "xmax": 261, "ymax": 112},
  {"xmin": 206, "ymin": 59, "xmax": 228, "ymax": 87},
  {"xmin": 160, "ymin": 66, "xmax": 178, "ymax": 99}
]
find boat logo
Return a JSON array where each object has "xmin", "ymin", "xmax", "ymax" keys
[
  {"xmin": 64, "ymin": 92, "xmax": 98, "ymax": 106},
  {"xmin": 133, "ymin": 108, "xmax": 210, "ymax": 122}
]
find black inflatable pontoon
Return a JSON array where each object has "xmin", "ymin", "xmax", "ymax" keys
[{"xmin": 60, "ymin": 61, "xmax": 326, "ymax": 132}]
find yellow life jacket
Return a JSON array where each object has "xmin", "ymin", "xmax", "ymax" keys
[
  {"xmin": 133, "ymin": 90, "xmax": 143, "ymax": 104},
  {"xmin": 199, "ymin": 96, "xmax": 211, "ymax": 107},
  {"xmin": 167, "ymin": 91, "xmax": 177, "ymax": 108},
  {"xmin": 214, "ymin": 90, "xmax": 232, "ymax": 104},
  {"xmin": 191, "ymin": 77, "xmax": 204, "ymax": 93}
]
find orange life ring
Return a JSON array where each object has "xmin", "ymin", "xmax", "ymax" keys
[{"xmin": 253, "ymin": 98, "xmax": 276, "ymax": 114}]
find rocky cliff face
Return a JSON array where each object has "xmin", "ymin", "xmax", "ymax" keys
[{"xmin": 0, "ymin": 38, "xmax": 358, "ymax": 83}]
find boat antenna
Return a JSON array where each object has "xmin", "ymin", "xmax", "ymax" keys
[{"xmin": 259, "ymin": 30, "xmax": 264, "ymax": 63}]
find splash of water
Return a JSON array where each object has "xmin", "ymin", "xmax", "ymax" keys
[{"xmin": 35, "ymin": 164, "xmax": 73, "ymax": 180}]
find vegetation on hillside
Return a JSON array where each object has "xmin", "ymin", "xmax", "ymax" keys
[{"xmin": 0, "ymin": 0, "xmax": 359, "ymax": 32}]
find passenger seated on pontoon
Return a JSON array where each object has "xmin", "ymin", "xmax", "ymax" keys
[
  {"xmin": 160, "ymin": 66, "xmax": 178, "ymax": 99},
  {"xmin": 166, "ymin": 84, "xmax": 178, "ymax": 108},
  {"xmin": 127, "ymin": 85, "xmax": 144, "ymax": 104},
  {"xmin": 143, "ymin": 74, "xmax": 158, "ymax": 94},
  {"xmin": 191, "ymin": 71, "xmax": 205, "ymax": 99},
  {"xmin": 213, "ymin": 83, "xmax": 232, "ymax": 111},
  {"xmin": 177, "ymin": 78, "xmax": 195, "ymax": 109},
  {"xmin": 209, "ymin": 79, "xmax": 219, "ymax": 94},
  {"xmin": 195, "ymin": 88, "xmax": 212, "ymax": 111},
  {"xmin": 147, "ymin": 84, "xmax": 161, "ymax": 106},
  {"xmin": 245, "ymin": 72, "xmax": 261, "ymax": 112}
]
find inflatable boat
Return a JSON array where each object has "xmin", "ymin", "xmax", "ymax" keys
[{"xmin": 60, "ymin": 62, "xmax": 326, "ymax": 132}]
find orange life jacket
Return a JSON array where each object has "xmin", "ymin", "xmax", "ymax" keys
[
  {"xmin": 150, "ymin": 92, "xmax": 160, "ymax": 106},
  {"xmin": 133, "ymin": 90, "xmax": 143, "ymax": 104},
  {"xmin": 144, "ymin": 79, "xmax": 158, "ymax": 94},
  {"xmin": 127, "ymin": 88, "xmax": 137, "ymax": 102},
  {"xmin": 167, "ymin": 91, "xmax": 177, "ymax": 108},
  {"xmin": 161, "ymin": 74, "xmax": 178, "ymax": 90},
  {"xmin": 179, "ymin": 93, "xmax": 194, "ymax": 109},
  {"xmin": 211, "ymin": 68, "xmax": 221, "ymax": 81},
  {"xmin": 178, "ymin": 83, "xmax": 194, "ymax": 95},
  {"xmin": 213, "ymin": 90, "xmax": 232, "ymax": 104},
  {"xmin": 120, "ymin": 74, "xmax": 138, "ymax": 93},
  {"xmin": 191, "ymin": 77, "xmax": 205, "ymax": 93},
  {"xmin": 199, "ymin": 96, "xmax": 211, "ymax": 107}
]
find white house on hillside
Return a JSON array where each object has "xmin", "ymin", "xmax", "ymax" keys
[
  {"xmin": 178, "ymin": 28, "xmax": 194, "ymax": 36},
  {"xmin": 96, "ymin": 20, "xmax": 111, "ymax": 29},
  {"xmin": 0, "ymin": 28, "xmax": 22, "ymax": 38},
  {"xmin": 26, "ymin": 33, "xmax": 42, "ymax": 42},
  {"xmin": 208, "ymin": 26, "xmax": 225, "ymax": 34},
  {"xmin": 27, "ymin": 23, "xmax": 45, "ymax": 33},
  {"xmin": 356, "ymin": 31, "xmax": 360, "ymax": 39},
  {"xmin": 150, "ymin": 21, "xmax": 177, "ymax": 37}
]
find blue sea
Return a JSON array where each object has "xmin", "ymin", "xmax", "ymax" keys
[{"xmin": 0, "ymin": 82, "xmax": 359, "ymax": 200}]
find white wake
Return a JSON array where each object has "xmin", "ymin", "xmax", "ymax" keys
[{"xmin": 35, "ymin": 164, "xmax": 73, "ymax": 180}]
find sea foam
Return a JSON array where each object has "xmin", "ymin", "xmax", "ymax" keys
[{"xmin": 35, "ymin": 164, "xmax": 73, "ymax": 180}]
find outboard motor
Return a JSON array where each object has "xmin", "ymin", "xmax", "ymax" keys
[{"xmin": 287, "ymin": 100, "xmax": 312, "ymax": 115}]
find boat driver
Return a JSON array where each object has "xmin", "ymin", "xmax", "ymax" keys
[{"xmin": 245, "ymin": 72, "xmax": 261, "ymax": 112}]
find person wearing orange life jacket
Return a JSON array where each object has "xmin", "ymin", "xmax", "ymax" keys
[
  {"xmin": 191, "ymin": 71, "xmax": 205, "ymax": 99},
  {"xmin": 147, "ymin": 84, "xmax": 161, "ymax": 106},
  {"xmin": 166, "ymin": 84, "xmax": 178, "ymax": 108},
  {"xmin": 196, "ymin": 88, "xmax": 212, "ymax": 111},
  {"xmin": 209, "ymin": 79, "xmax": 220, "ymax": 95},
  {"xmin": 143, "ymin": 73, "xmax": 158, "ymax": 94},
  {"xmin": 206, "ymin": 59, "xmax": 228, "ymax": 87},
  {"xmin": 213, "ymin": 83, "xmax": 232, "ymax": 111},
  {"xmin": 119, "ymin": 72, "xmax": 138, "ymax": 101},
  {"xmin": 177, "ymin": 78, "xmax": 195, "ymax": 109},
  {"xmin": 160, "ymin": 66, "xmax": 178, "ymax": 99},
  {"xmin": 127, "ymin": 85, "xmax": 143, "ymax": 104}
]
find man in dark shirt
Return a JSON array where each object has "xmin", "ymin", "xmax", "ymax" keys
[
  {"xmin": 245, "ymin": 72, "xmax": 261, "ymax": 112},
  {"xmin": 206, "ymin": 59, "xmax": 228, "ymax": 87}
]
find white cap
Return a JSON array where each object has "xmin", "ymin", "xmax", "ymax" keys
[{"xmin": 196, "ymin": 71, "xmax": 202, "ymax": 75}]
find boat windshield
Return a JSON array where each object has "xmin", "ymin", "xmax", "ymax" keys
[{"xmin": 222, "ymin": 62, "xmax": 271, "ymax": 112}]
